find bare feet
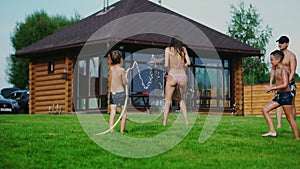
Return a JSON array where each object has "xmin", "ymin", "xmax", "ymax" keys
[
  {"xmin": 163, "ymin": 120, "xmax": 167, "ymax": 126},
  {"xmin": 262, "ymin": 132, "xmax": 277, "ymax": 137},
  {"xmin": 185, "ymin": 120, "xmax": 188, "ymax": 126}
]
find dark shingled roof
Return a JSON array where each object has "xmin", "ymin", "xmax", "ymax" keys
[{"xmin": 15, "ymin": 0, "xmax": 262, "ymax": 57}]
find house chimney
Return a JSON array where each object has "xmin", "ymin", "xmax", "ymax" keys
[{"xmin": 103, "ymin": 0, "xmax": 109, "ymax": 11}]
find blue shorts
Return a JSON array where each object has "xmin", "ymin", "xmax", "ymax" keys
[
  {"xmin": 272, "ymin": 92, "xmax": 293, "ymax": 105},
  {"xmin": 110, "ymin": 92, "xmax": 126, "ymax": 107}
]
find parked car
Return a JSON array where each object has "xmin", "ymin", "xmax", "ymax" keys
[
  {"xmin": 0, "ymin": 94, "xmax": 19, "ymax": 114},
  {"xmin": 7, "ymin": 90, "xmax": 29, "ymax": 114},
  {"xmin": 0, "ymin": 87, "xmax": 20, "ymax": 98}
]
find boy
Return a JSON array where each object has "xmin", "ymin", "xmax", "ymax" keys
[
  {"xmin": 109, "ymin": 50, "xmax": 130, "ymax": 133},
  {"xmin": 269, "ymin": 36, "xmax": 297, "ymax": 128},
  {"xmin": 262, "ymin": 50, "xmax": 299, "ymax": 140}
]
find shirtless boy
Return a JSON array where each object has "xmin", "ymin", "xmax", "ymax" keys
[
  {"xmin": 263, "ymin": 50, "xmax": 299, "ymax": 139},
  {"xmin": 109, "ymin": 50, "xmax": 130, "ymax": 133}
]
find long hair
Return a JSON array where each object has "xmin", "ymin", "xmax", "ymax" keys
[{"xmin": 169, "ymin": 36, "xmax": 185, "ymax": 59}]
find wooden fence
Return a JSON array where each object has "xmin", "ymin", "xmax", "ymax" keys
[{"xmin": 244, "ymin": 82, "xmax": 300, "ymax": 116}]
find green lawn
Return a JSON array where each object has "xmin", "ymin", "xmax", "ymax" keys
[{"xmin": 1, "ymin": 113, "xmax": 300, "ymax": 169}]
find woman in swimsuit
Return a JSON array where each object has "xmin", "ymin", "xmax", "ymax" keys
[{"xmin": 163, "ymin": 37, "xmax": 191, "ymax": 126}]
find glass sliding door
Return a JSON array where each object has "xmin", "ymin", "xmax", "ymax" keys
[
  {"xmin": 88, "ymin": 57, "xmax": 99, "ymax": 109},
  {"xmin": 124, "ymin": 51, "xmax": 165, "ymax": 108},
  {"xmin": 193, "ymin": 58, "xmax": 231, "ymax": 109},
  {"xmin": 74, "ymin": 50, "xmax": 232, "ymax": 112},
  {"xmin": 75, "ymin": 55, "xmax": 108, "ymax": 111},
  {"xmin": 76, "ymin": 60, "xmax": 87, "ymax": 110}
]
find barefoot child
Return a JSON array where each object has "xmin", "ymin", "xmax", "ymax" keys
[
  {"xmin": 262, "ymin": 50, "xmax": 299, "ymax": 139},
  {"xmin": 109, "ymin": 50, "xmax": 130, "ymax": 133}
]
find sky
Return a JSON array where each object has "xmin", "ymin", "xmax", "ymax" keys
[{"xmin": 1, "ymin": 0, "xmax": 300, "ymax": 89}]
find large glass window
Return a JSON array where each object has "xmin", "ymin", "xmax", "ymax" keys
[
  {"xmin": 99, "ymin": 57, "xmax": 108, "ymax": 108},
  {"xmin": 124, "ymin": 51, "xmax": 165, "ymax": 107},
  {"xmin": 76, "ymin": 60, "xmax": 87, "ymax": 110},
  {"xmin": 193, "ymin": 58, "xmax": 231, "ymax": 109},
  {"xmin": 75, "ymin": 55, "xmax": 108, "ymax": 111},
  {"xmin": 74, "ymin": 50, "xmax": 232, "ymax": 111}
]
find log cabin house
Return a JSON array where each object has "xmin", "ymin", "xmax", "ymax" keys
[{"xmin": 15, "ymin": 0, "xmax": 262, "ymax": 115}]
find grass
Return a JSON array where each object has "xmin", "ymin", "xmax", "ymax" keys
[{"xmin": 1, "ymin": 113, "xmax": 300, "ymax": 169}]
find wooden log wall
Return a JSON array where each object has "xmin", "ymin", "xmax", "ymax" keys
[
  {"xmin": 29, "ymin": 57, "xmax": 73, "ymax": 114},
  {"xmin": 244, "ymin": 83, "xmax": 300, "ymax": 116},
  {"xmin": 233, "ymin": 58, "xmax": 243, "ymax": 115},
  {"xmin": 65, "ymin": 57, "xmax": 73, "ymax": 113}
]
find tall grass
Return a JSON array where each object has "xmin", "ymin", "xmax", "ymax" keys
[{"xmin": 1, "ymin": 114, "xmax": 299, "ymax": 169}]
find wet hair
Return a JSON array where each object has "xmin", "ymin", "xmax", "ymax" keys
[
  {"xmin": 271, "ymin": 50, "xmax": 284, "ymax": 62},
  {"xmin": 111, "ymin": 50, "xmax": 123, "ymax": 65},
  {"xmin": 169, "ymin": 36, "xmax": 185, "ymax": 59}
]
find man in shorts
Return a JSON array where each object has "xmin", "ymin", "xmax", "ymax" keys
[{"xmin": 269, "ymin": 36, "xmax": 297, "ymax": 128}]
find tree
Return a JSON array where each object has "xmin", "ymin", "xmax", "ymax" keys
[
  {"xmin": 7, "ymin": 10, "xmax": 81, "ymax": 89},
  {"xmin": 228, "ymin": 1, "xmax": 272, "ymax": 84}
]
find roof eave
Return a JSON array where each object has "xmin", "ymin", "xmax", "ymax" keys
[{"xmin": 15, "ymin": 38, "xmax": 262, "ymax": 58}]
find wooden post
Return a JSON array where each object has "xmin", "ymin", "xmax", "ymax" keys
[
  {"xmin": 69, "ymin": 57, "xmax": 74, "ymax": 113},
  {"xmin": 107, "ymin": 53, "xmax": 112, "ymax": 113},
  {"xmin": 233, "ymin": 58, "xmax": 243, "ymax": 116},
  {"xmin": 64, "ymin": 57, "xmax": 69, "ymax": 114},
  {"xmin": 29, "ymin": 61, "xmax": 34, "ymax": 114}
]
